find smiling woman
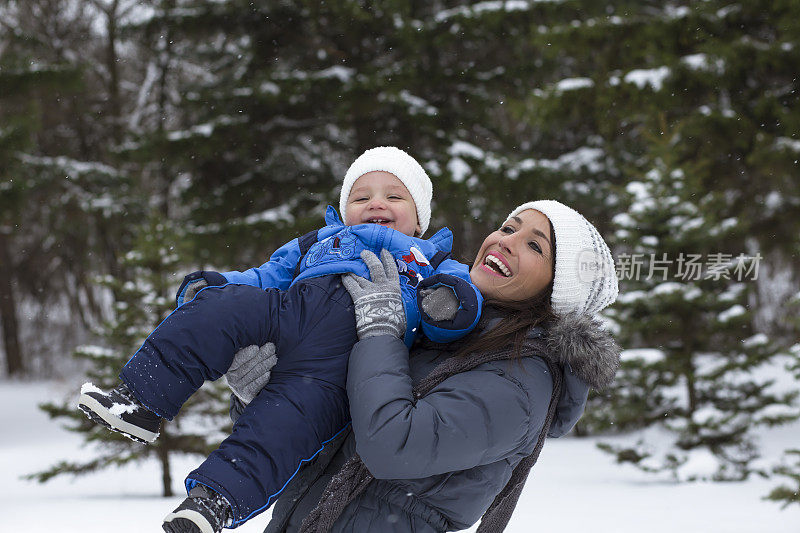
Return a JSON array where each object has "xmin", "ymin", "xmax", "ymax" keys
[{"xmin": 270, "ymin": 199, "xmax": 622, "ymax": 533}]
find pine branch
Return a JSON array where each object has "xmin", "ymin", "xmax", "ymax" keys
[{"xmin": 24, "ymin": 450, "xmax": 142, "ymax": 484}]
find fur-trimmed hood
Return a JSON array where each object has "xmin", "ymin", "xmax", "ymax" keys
[{"xmin": 537, "ymin": 311, "xmax": 621, "ymax": 390}]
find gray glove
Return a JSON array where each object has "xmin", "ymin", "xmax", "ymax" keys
[
  {"xmin": 341, "ymin": 249, "xmax": 406, "ymax": 340},
  {"xmin": 420, "ymin": 286, "xmax": 459, "ymax": 322},
  {"xmin": 225, "ymin": 342, "xmax": 278, "ymax": 405}
]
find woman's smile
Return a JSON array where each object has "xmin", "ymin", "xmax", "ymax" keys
[{"xmin": 479, "ymin": 252, "xmax": 512, "ymax": 278}]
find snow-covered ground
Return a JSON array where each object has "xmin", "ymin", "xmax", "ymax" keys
[{"xmin": 4, "ymin": 380, "xmax": 799, "ymax": 532}]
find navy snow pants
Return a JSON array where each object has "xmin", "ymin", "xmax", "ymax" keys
[{"xmin": 119, "ymin": 275, "xmax": 356, "ymax": 526}]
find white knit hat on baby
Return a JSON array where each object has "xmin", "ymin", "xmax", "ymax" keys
[
  {"xmin": 339, "ymin": 146, "xmax": 433, "ymax": 235},
  {"xmin": 508, "ymin": 200, "xmax": 618, "ymax": 315}
]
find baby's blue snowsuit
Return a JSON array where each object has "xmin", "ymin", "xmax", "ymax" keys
[{"xmin": 119, "ymin": 207, "xmax": 482, "ymax": 527}]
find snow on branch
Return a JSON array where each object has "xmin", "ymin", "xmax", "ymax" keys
[
  {"xmin": 18, "ymin": 154, "xmax": 122, "ymax": 179},
  {"xmin": 434, "ymin": 0, "xmax": 549, "ymax": 23},
  {"xmin": 511, "ymin": 147, "xmax": 605, "ymax": 177}
]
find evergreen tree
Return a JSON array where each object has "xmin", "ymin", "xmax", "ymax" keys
[
  {"xmin": 484, "ymin": 0, "xmax": 800, "ymax": 478},
  {"xmin": 540, "ymin": 1, "xmax": 798, "ymax": 232},
  {"xmin": 0, "ymin": 64, "xmax": 41, "ymax": 376},
  {"xmin": 30, "ymin": 213, "xmax": 232, "ymax": 496},
  {"xmin": 119, "ymin": 0, "xmax": 588, "ymax": 270},
  {"xmin": 23, "ymin": 0, "xmax": 588, "ymax": 488},
  {"xmin": 0, "ymin": 0, "xmax": 143, "ymax": 375},
  {"xmin": 0, "ymin": 13, "xmax": 88, "ymax": 375},
  {"xmin": 591, "ymin": 126, "xmax": 798, "ymax": 481}
]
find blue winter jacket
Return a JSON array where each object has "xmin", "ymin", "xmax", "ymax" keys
[{"xmin": 180, "ymin": 206, "xmax": 483, "ymax": 346}]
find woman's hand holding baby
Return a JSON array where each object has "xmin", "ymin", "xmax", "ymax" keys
[{"xmin": 342, "ymin": 249, "xmax": 406, "ymax": 340}]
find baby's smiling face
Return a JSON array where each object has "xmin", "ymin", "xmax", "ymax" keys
[{"xmin": 344, "ymin": 171, "xmax": 421, "ymax": 237}]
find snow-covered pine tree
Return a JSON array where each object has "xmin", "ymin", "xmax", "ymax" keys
[
  {"xmin": 592, "ymin": 125, "xmax": 798, "ymax": 481},
  {"xmin": 0, "ymin": 48, "xmax": 106, "ymax": 377},
  {"xmin": 0, "ymin": 0, "xmax": 148, "ymax": 376},
  {"xmin": 31, "ymin": 214, "xmax": 232, "ymax": 497},
  {"xmin": 487, "ymin": 0, "xmax": 800, "ymax": 458},
  {"xmin": 120, "ymin": 0, "xmax": 603, "ymax": 264},
  {"xmin": 0, "ymin": 61, "xmax": 51, "ymax": 376}
]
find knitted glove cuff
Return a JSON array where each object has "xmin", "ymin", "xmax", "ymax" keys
[{"xmin": 352, "ymin": 291, "xmax": 405, "ymax": 340}]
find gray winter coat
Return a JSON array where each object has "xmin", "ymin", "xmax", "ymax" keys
[{"xmin": 260, "ymin": 311, "xmax": 620, "ymax": 533}]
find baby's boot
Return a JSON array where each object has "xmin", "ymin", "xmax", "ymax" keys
[
  {"xmin": 77, "ymin": 381, "xmax": 162, "ymax": 443},
  {"xmin": 163, "ymin": 485, "xmax": 233, "ymax": 533}
]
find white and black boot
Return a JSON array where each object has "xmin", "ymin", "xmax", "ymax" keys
[
  {"xmin": 163, "ymin": 485, "xmax": 233, "ymax": 533},
  {"xmin": 77, "ymin": 381, "xmax": 162, "ymax": 443}
]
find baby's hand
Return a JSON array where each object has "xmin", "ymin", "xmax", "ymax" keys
[
  {"xmin": 175, "ymin": 270, "xmax": 227, "ymax": 306},
  {"xmin": 419, "ymin": 286, "xmax": 459, "ymax": 322}
]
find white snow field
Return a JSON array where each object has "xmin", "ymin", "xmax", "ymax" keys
[{"xmin": 4, "ymin": 380, "xmax": 799, "ymax": 532}]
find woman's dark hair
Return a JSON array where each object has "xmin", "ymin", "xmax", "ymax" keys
[{"xmin": 454, "ymin": 221, "xmax": 558, "ymax": 360}]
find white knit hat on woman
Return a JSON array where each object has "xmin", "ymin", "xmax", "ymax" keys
[
  {"xmin": 508, "ymin": 200, "xmax": 618, "ymax": 315},
  {"xmin": 339, "ymin": 146, "xmax": 433, "ymax": 235}
]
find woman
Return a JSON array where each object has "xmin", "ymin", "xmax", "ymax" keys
[{"xmin": 256, "ymin": 199, "xmax": 621, "ymax": 533}]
